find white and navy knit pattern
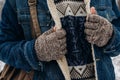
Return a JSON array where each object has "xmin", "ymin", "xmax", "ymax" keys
[
  {"xmin": 69, "ymin": 63, "xmax": 95, "ymax": 80},
  {"xmin": 54, "ymin": 0, "xmax": 87, "ymax": 18},
  {"xmin": 54, "ymin": 0, "xmax": 95, "ymax": 80}
]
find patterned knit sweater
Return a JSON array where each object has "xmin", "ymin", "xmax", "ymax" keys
[{"xmin": 54, "ymin": 0, "xmax": 95, "ymax": 80}]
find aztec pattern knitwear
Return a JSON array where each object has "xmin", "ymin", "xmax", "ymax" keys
[{"xmin": 54, "ymin": 0, "xmax": 95, "ymax": 80}]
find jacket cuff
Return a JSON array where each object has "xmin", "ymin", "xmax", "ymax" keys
[
  {"xmin": 24, "ymin": 40, "xmax": 43, "ymax": 71},
  {"xmin": 103, "ymin": 26, "xmax": 120, "ymax": 56}
]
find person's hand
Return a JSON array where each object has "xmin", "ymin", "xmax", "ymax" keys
[
  {"xmin": 84, "ymin": 7, "xmax": 113, "ymax": 47},
  {"xmin": 35, "ymin": 27, "xmax": 67, "ymax": 62}
]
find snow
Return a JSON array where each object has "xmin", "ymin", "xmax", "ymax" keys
[
  {"xmin": 112, "ymin": 55, "xmax": 120, "ymax": 80},
  {"xmin": 0, "ymin": 61, "xmax": 5, "ymax": 72}
]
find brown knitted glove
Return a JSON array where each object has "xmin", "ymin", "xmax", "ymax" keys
[
  {"xmin": 35, "ymin": 28, "xmax": 67, "ymax": 62},
  {"xmin": 85, "ymin": 14, "xmax": 113, "ymax": 47}
]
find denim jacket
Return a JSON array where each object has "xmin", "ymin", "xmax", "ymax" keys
[{"xmin": 0, "ymin": 0, "xmax": 120, "ymax": 80}]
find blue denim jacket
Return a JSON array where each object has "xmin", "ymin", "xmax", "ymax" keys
[{"xmin": 0, "ymin": 0, "xmax": 120, "ymax": 80}]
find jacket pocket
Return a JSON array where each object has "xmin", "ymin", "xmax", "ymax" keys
[
  {"xmin": 97, "ymin": 7, "xmax": 117, "ymax": 22},
  {"xmin": 91, "ymin": 0, "xmax": 117, "ymax": 21},
  {"xmin": 17, "ymin": 8, "xmax": 52, "ymax": 26},
  {"xmin": 17, "ymin": 8, "xmax": 53, "ymax": 40}
]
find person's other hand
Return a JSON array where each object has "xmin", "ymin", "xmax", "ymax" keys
[
  {"xmin": 84, "ymin": 7, "xmax": 113, "ymax": 47},
  {"xmin": 35, "ymin": 28, "xmax": 67, "ymax": 61}
]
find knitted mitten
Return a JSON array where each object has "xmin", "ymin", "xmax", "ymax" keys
[
  {"xmin": 85, "ymin": 14, "xmax": 113, "ymax": 47},
  {"xmin": 35, "ymin": 28, "xmax": 67, "ymax": 62}
]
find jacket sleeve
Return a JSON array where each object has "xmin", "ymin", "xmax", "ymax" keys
[
  {"xmin": 103, "ymin": 0, "xmax": 120, "ymax": 57},
  {"xmin": 0, "ymin": 0, "xmax": 42, "ymax": 72}
]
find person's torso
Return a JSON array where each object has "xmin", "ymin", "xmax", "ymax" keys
[{"xmin": 14, "ymin": 0, "xmax": 117, "ymax": 80}]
